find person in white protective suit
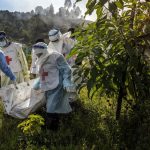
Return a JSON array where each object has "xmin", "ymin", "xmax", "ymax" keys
[
  {"xmin": 0, "ymin": 31, "xmax": 29, "ymax": 86},
  {"xmin": 48, "ymin": 28, "xmax": 78, "ymax": 102},
  {"xmin": 48, "ymin": 28, "xmax": 76, "ymax": 66},
  {"xmin": 62, "ymin": 28, "xmax": 77, "ymax": 66},
  {"xmin": 0, "ymin": 49, "xmax": 16, "ymax": 86},
  {"xmin": 0, "ymin": 48, "xmax": 16, "ymax": 116},
  {"xmin": 32, "ymin": 42, "xmax": 75, "ymax": 130},
  {"xmin": 30, "ymin": 39, "xmax": 45, "ymax": 78},
  {"xmin": 30, "ymin": 29, "xmax": 76, "ymax": 75}
]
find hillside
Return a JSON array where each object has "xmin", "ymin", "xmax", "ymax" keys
[{"xmin": 0, "ymin": 5, "xmax": 90, "ymax": 46}]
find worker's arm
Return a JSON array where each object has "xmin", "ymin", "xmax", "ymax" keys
[{"xmin": 0, "ymin": 51, "xmax": 16, "ymax": 81}]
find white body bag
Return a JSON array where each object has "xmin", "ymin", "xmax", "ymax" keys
[{"xmin": 0, "ymin": 79, "xmax": 45, "ymax": 119}]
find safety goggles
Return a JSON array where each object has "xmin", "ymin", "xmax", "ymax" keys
[{"xmin": 32, "ymin": 45, "xmax": 46, "ymax": 49}]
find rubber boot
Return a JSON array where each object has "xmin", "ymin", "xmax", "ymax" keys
[{"xmin": 46, "ymin": 113, "xmax": 60, "ymax": 131}]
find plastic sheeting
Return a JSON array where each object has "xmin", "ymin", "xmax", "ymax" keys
[{"xmin": 0, "ymin": 79, "xmax": 45, "ymax": 119}]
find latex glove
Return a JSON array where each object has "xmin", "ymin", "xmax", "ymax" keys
[
  {"xmin": 65, "ymin": 86, "xmax": 76, "ymax": 93},
  {"xmin": 12, "ymin": 80, "xmax": 18, "ymax": 89}
]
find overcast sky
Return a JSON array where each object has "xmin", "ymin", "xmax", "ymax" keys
[{"xmin": 0, "ymin": 0, "xmax": 96, "ymax": 21}]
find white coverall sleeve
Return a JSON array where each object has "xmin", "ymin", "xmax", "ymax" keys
[
  {"xmin": 56, "ymin": 54, "xmax": 72, "ymax": 88},
  {"xmin": 63, "ymin": 36, "xmax": 75, "ymax": 51},
  {"xmin": 30, "ymin": 50, "xmax": 37, "ymax": 74},
  {"xmin": 16, "ymin": 44, "xmax": 30, "ymax": 81}
]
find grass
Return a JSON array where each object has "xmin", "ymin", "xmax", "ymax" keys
[
  {"xmin": 0, "ymin": 88, "xmax": 150, "ymax": 150},
  {"xmin": 0, "ymin": 88, "xmax": 118, "ymax": 150}
]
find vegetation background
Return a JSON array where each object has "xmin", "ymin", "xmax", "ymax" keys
[{"xmin": 0, "ymin": 0, "xmax": 150, "ymax": 149}]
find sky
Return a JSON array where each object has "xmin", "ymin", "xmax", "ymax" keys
[{"xmin": 0, "ymin": 0, "xmax": 96, "ymax": 21}]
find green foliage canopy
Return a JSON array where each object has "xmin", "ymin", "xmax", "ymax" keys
[{"xmin": 73, "ymin": 0, "xmax": 150, "ymax": 119}]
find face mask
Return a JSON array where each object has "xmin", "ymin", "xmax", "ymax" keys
[{"xmin": 0, "ymin": 40, "xmax": 7, "ymax": 47}]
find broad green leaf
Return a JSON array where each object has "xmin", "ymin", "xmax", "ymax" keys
[
  {"xmin": 115, "ymin": 0, "xmax": 124, "ymax": 9},
  {"xmin": 108, "ymin": 2, "xmax": 117, "ymax": 18},
  {"xmin": 86, "ymin": 0, "xmax": 97, "ymax": 15}
]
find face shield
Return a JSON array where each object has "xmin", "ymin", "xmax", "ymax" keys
[
  {"xmin": 48, "ymin": 29, "xmax": 62, "ymax": 42},
  {"xmin": 32, "ymin": 42, "xmax": 49, "ymax": 71},
  {"xmin": 32, "ymin": 42, "xmax": 48, "ymax": 58}
]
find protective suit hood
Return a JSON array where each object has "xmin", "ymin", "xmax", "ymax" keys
[
  {"xmin": 32, "ymin": 42, "xmax": 49, "ymax": 72},
  {"xmin": 48, "ymin": 29, "xmax": 62, "ymax": 42}
]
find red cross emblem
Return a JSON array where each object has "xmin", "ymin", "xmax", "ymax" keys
[
  {"xmin": 5, "ymin": 56, "xmax": 12, "ymax": 65},
  {"xmin": 41, "ymin": 69, "xmax": 48, "ymax": 81}
]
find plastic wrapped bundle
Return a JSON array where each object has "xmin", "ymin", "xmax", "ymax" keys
[{"xmin": 0, "ymin": 79, "xmax": 45, "ymax": 119}]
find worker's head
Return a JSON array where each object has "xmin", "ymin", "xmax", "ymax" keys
[
  {"xmin": 48, "ymin": 28, "xmax": 62, "ymax": 42},
  {"xmin": 32, "ymin": 42, "xmax": 48, "ymax": 58},
  {"xmin": 0, "ymin": 31, "xmax": 7, "ymax": 47}
]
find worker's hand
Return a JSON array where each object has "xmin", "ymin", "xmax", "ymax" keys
[{"xmin": 12, "ymin": 80, "xmax": 18, "ymax": 89}]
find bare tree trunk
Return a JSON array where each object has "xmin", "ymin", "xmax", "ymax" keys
[
  {"xmin": 116, "ymin": 70, "xmax": 126, "ymax": 120},
  {"xmin": 129, "ymin": 4, "xmax": 136, "ymax": 29},
  {"xmin": 116, "ymin": 57, "xmax": 128, "ymax": 120}
]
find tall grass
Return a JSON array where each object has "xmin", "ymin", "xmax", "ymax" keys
[{"xmin": 0, "ymin": 88, "xmax": 150, "ymax": 150}]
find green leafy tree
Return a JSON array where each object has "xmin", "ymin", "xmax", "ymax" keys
[{"xmin": 73, "ymin": 0, "xmax": 150, "ymax": 119}]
